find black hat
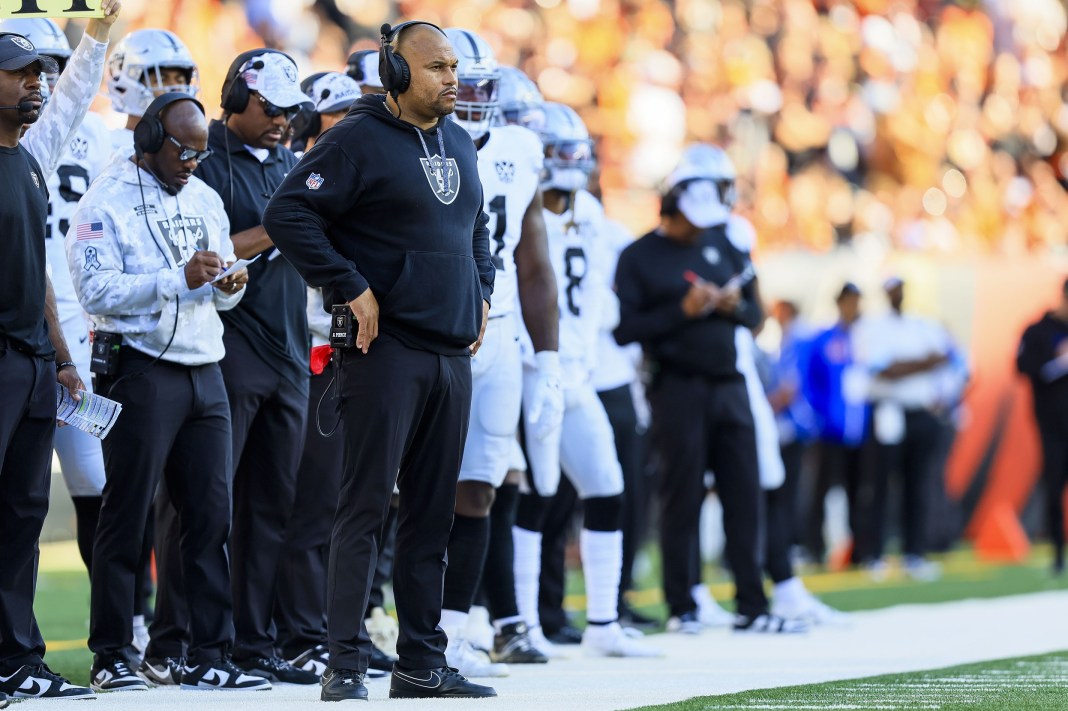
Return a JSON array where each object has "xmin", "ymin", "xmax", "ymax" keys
[
  {"xmin": 0, "ymin": 33, "xmax": 59, "ymax": 73},
  {"xmin": 837, "ymin": 282, "xmax": 861, "ymax": 300}
]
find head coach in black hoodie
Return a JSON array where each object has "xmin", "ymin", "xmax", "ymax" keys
[{"xmin": 263, "ymin": 21, "xmax": 496, "ymax": 702}]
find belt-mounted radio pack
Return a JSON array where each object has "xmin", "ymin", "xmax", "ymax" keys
[
  {"xmin": 330, "ymin": 304, "xmax": 355, "ymax": 349},
  {"xmin": 90, "ymin": 331, "xmax": 123, "ymax": 376}
]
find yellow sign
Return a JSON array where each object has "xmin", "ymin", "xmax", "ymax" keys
[{"xmin": 0, "ymin": 0, "xmax": 102, "ymax": 19}]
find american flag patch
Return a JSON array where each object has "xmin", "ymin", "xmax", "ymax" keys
[{"xmin": 76, "ymin": 222, "xmax": 104, "ymax": 241}]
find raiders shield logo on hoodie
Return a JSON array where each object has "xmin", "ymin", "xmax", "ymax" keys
[{"xmin": 419, "ymin": 154, "xmax": 460, "ymax": 205}]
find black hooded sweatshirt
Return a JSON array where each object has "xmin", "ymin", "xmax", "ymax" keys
[
  {"xmin": 263, "ymin": 94, "xmax": 494, "ymax": 356},
  {"xmin": 1017, "ymin": 310, "xmax": 1068, "ymax": 430}
]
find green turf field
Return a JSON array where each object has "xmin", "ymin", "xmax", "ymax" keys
[
  {"xmin": 633, "ymin": 651, "xmax": 1068, "ymax": 710},
  {"xmin": 35, "ymin": 541, "xmax": 1067, "ymax": 688}
]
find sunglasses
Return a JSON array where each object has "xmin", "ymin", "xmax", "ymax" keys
[
  {"xmin": 255, "ymin": 92, "xmax": 300, "ymax": 121},
  {"xmin": 165, "ymin": 134, "xmax": 212, "ymax": 162}
]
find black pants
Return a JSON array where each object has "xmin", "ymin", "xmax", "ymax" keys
[
  {"xmin": 597, "ymin": 384, "xmax": 648, "ymax": 602},
  {"xmin": 537, "ymin": 479, "xmax": 578, "ymax": 634},
  {"xmin": 0, "ymin": 349, "xmax": 55, "ymax": 673},
  {"xmin": 1037, "ymin": 417, "xmax": 1068, "ymax": 568},
  {"xmin": 90, "ymin": 351, "xmax": 233, "ymax": 664},
  {"xmin": 650, "ymin": 372, "xmax": 766, "ymax": 618},
  {"xmin": 328, "ymin": 334, "xmax": 471, "ymax": 673},
  {"xmin": 805, "ymin": 441, "xmax": 866, "ymax": 564},
  {"xmin": 221, "ymin": 331, "xmax": 308, "ymax": 660},
  {"xmin": 148, "ymin": 489, "xmax": 187, "ymax": 659},
  {"xmin": 870, "ymin": 408, "xmax": 940, "ymax": 560},
  {"xmin": 276, "ymin": 368, "xmax": 343, "ymax": 659},
  {"xmin": 765, "ymin": 440, "xmax": 805, "ymax": 584}
]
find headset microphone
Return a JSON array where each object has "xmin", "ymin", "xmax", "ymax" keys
[{"xmin": 0, "ymin": 101, "xmax": 35, "ymax": 112}]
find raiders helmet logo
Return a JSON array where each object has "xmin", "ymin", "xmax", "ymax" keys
[
  {"xmin": 306, "ymin": 173, "xmax": 324, "ymax": 190},
  {"xmin": 702, "ymin": 246, "xmax": 721, "ymax": 265},
  {"xmin": 70, "ymin": 136, "xmax": 89, "ymax": 161},
  {"xmin": 495, "ymin": 161, "xmax": 515, "ymax": 184},
  {"xmin": 419, "ymin": 155, "xmax": 460, "ymax": 205},
  {"xmin": 11, "ymin": 36, "xmax": 33, "ymax": 52}
]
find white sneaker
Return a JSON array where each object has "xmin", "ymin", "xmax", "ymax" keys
[
  {"xmin": 773, "ymin": 592, "xmax": 850, "ymax": 627},
  {"xmin": 904, "ymin": 555, "xmax": 942, "ymax": 582},
  {"xmin": 665, "ymin": 612, "xmax": 703, "ymax": 635},
  {"xmin": 465, "ymin": 606, "xmax": 495, "ymax": 653},
  {"xmin": 365, "ymin": 607, "xmax": 398, "ymax": 658},
  {"xmin": 445, "ymin": 637, "xmax": 509, "ymax": 678},
  {"xmin": 527, "ymin": 625, "xmax": 566, "ymax": 659},
  {"xmin": 692, "ymin": 586, "xmax": 734, "ymax": 628},
  {"xmin": 582, "ymin": 623, "xmax": 663, "ymax": 658},
  {"xmin": 866, "ymin": 558, "xmax": 891, "ymax": 582}
]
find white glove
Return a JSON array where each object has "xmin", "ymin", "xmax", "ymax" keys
[{"xmin": 527, "ymin": 351, "xmax": 565, "ymax": 441}]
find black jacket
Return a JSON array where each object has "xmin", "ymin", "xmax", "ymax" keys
[
  {"xmin": 263, "ymin": 94, "xmax": 494, "ymax": 356},
  {"xmin": 195, "ymin": 121, "xmax": 308, "ymax": 390},
  {"xmin": 614, "ymin": 224, "xmax": 761, "ymax": 381},
  {"xmin": 1017, "ymin": 311, "xmax": 1068, "ymax": 428}
]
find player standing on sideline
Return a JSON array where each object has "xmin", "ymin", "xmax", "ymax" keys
[
  {"xmin": 106, "ymin": 29, "xmax": 199, "ymax": 157},
  {"xmin": 264, "ymin": 21, "xmax": 497, "ymax": 701},
  {"xmin": 1017, "ymin": 278, "xmax": 1068, "ymax": 576},
  {"xmin": 0, "ymin": 13, "xmax": 111, "ymax": 577},
  {"xmin": 192, "ymin": 48, "xmax": 316, "ymax": 685},
  {"xmin": 0, "ymin": 3, "xmax": 121, "ymax": 699},
  {"xmin": 512, "ymin": 102, "xmax": 660, "ymax": 659},
  {"xmin": 434, "ymin": 29, "xmax": 562, "ymax": 678}
]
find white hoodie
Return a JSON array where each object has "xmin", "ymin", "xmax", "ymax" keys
[{"xmin": 66, "ymin": 154, "xmax": 242, "ymax": 365}]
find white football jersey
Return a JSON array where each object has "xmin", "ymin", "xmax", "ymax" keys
[
  {"xmin": 475, "ymin": 124, "xmax": 543, "ymax": 317},
  {"xmin": 47, "ymin": 113, "xmax": 113, "ymax": 324},
  {"xmin": 540, "ymin": 189, "xmax": 612, "ymax": 387}
]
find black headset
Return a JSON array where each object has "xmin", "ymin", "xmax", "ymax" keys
[
  {"xmin": 220, "ymin": 47, "xmax": 295, "ymax": 114},
  {"xmin": 134, "ymin": 91, "xmax": 206, "ymax": 159},
  {"xmin": 378, "ymin": 21, "xmax": 444, "ymax": 100},
  {"xmin": 288, "ymin": 72, "xmax": 330, "ymax": 146}
]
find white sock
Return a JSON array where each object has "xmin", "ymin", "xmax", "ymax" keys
[
  {"xmin": 580, "ymin": 528, "xmax": 623, "ymax": 624},
  {"xmin": 492, "ymin": 615, "xmax": 524, "ymax": 635},
  {"xmin": 691, "ymin": 584, "xmax": 711, "ymax": 606},
  {"xmin": 132, "ymin": 614, "xmax": 145, "ymax": 628},
  {"xmin": 512, "ymin": 526, "xmax": 542, "ymax": 629},
  {"xmin": 773, "ymin": 576, "xmax": 806, "ymax": 606},
  {"xmin": 439, "ymin": 608, "xmax": 469, "ymax": 642}
]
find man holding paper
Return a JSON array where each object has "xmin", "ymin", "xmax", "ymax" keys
[
  {"xmin": 0, "ymin": 1, "xmax": 120, "ymax": 701},
  {"xmin": 67, "ymin": 93, "xmax": 263, "ymax": 692}
]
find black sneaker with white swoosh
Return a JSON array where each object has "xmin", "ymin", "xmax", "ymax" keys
[
  {"xmin": 91, "ymin": 655, "xmax": 148, "ymax": 692},
  {"xmin": 180, "ymin": 658, "xmax": 272, "ymax": 690},
  {"xmin": 389, "ymin": 665, "xmax": 496, "ymax": 699},
  {"xmin": 0, "ymin": 664, "xmax": 93, "ymax": 698},
  {"xmin": 320, "ymin": 668, "xmax": 368, "ymax": 702}
]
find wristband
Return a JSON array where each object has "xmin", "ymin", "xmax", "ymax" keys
[
  {"xmin": 534, "ymin": 350, "xmax": 561, "ymax": 377},
  {"xmin": 57, "ymin": 361, "xmax": 76, "ymax": 371}
]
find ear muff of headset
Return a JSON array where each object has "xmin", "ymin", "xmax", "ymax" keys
[
  {"xmin": 288, "ymin": 108, "xmax": 321, "ymax": 146},
  {"xmin": 134, "ymin": 92, "xmax": 205, "ymax": 159},
  {"xmin": 378, "ymin": 21, "xmax": 443, "ymax": 98}
]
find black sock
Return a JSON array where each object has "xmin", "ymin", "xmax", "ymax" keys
[
  {"xmin": 72, "ymin": 495, "xmax": 101, "ymax": 575},
  {"xmin": 442, "ymin": 514, "xmax": 490, "ymax": 613},
  {"xmin": 483, "ymin": 484, "xmax": 520, "ymax": 620}
]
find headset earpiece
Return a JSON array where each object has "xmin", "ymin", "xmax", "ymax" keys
[{"xmin": 134, "ymin": 92, "xmax": 205, "ymax": 159}]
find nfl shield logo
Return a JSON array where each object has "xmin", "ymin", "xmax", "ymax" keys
[{"xmin": 306, "ymin": 173, "xmax": 324, "ymax": 190}]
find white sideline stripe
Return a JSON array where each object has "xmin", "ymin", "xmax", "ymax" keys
[{"xmin": 58, "ymin": 590, "xmax": 1068, "ymax": 711}]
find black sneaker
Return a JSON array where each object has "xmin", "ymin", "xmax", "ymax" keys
[
  {"xmin": 140, "ymin": 656, "xmax": 184, "ymax": 686},
  {"xmin": 237, "ymin": 655, "xmax": 318, "ymax": 685},
  {"xmin": 491, "ymin": 622, "xmax": 548, "ymax": 664},
  {"xmin": 545, "ymin": 623, "xmax": 583, "ymax": 645},
  {"xmin": 369, "ymin": 643, "xmax": 398, "ymax": 674},
  {"xmin": 0, "ymin": 664, "xmax": 94, "ymax": 698},
  {"xmin": 618, "ymin": 604, "xmax": 659, "ymax": 630},
  {"xmin": 91, "ymin": 655, "xmax": 149, "ymax": 692},
  {"xmin": 732, "ymin": 613, "xmax": 809, "ymax": 634},
  {"xmin": 389, "ymin": 665, "xmax": 496, "ymax": 699},
  {"xmin": 181, "ymin": 658, "xmax": 272, "ymax": 690},
  {"xmin": 321, "ymin": 668, "xmax": 368, "ymax": 702},
  {"xmin": 0, "ymin": 690, "xmax": 7, "ymax": 708},
  {"xmin": 290, "ymin": 644, "xmax": 329, "ymax": 677}
]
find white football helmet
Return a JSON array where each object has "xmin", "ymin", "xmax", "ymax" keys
[
  {"xmin": 677, "ymin": 143, "xmax": 737, "ymax": 211},
  {"xmin": 443, "ymin": 28, "xmax": 499, "ymax": 140},
  {"xmin": 535, "ymin": 102, "xmax": 595, "ymax": 192},
  {"xmin": 0, "ymin": 18, "xmax": 70, "ymax": 96},
  {"xmin": 106, "ymin": 29, "xmax": 199, "ymax": 116},
  {"xmin": 496, "ymin": 66, "xmax": 543, "ymax": 129}
]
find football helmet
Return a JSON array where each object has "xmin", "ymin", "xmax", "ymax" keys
[
  {"xmin": 345, "ymin": 48, "xmax": 382, "ymax": 91},
  {"xmin": 106, "ymin": 29, "xmax": 199, "ymax": 117},
  {"xmin": 0, "ymin": 18, "xmax": 70, "ymax": 95},
  {"xmin": 442, "ymin": 28, "xmax": 499, "ymax": 140},
  {"xmin": 676, "ymin": 143, "xmax": 737, "ymax": 211},
  {"xmin": 496, "ymin": 66, "xmax": 543, "ymax": 129},
  {"xmin": 536, "ymin": 102, "xmax": 594, "ymax": 192}
]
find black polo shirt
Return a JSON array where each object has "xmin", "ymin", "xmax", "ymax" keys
[{"xmin": 195, "ymin": 120, "xmax": 308, "ymax": 392}]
